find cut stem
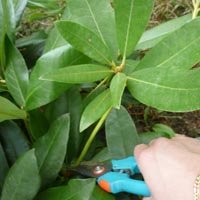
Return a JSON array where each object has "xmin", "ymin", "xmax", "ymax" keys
[{"xmin": 75, "ymin": 107, "xmax": 112, "ymax": 166}]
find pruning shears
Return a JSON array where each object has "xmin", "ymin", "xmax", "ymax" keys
[{"xmin": 70, "ymin": 156, "xmax": 150, "ymax": 197}]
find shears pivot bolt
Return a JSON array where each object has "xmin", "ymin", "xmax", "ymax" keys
[{"xmin": 93, "ymin": 165, "xmax": 105, "ymax": 175}]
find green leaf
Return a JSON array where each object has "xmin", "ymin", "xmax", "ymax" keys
[
  {"xmin": 0, "ymin": 142, "xmax": 9, "ymax": 193},
  {"xmin": 124, "ymin": 59, "xmax": 139, "ymax": 75},
  {"xmin": 1, "ymin": 149, "xmax": 41, "ymax": 200},
  {"xmin": 1, "ymin": 0, "xmax": 15, "ymax": 40},
  {"xmin": 91, "ymin": 148, "xmax": 111, "ymax": 162},
  {"xmin": 41, "ymin": 64, "xmax": 113, "ymax": 84},
  {"xmin": 27, "ymin": 0, "xmax": 59, "ymax": 9},
  {"xmin": 5, "ymin": 38, "xmax": 29, "ymax": 107},
  {"xmin": 65, "ymin": 86, "xmax": 83, "ymax": 162},
  {"xmin": 65, "ymin": 0, "xmax": 118, "ymax": 58},
  {"xmin": 29, "ymin": 109, "xmax": 49, "ymax": 140},
  {"xmin": 110, "ymin": 73, "xmax": 127, "ymax": 109},
  {"xmin": 43, "ymin": 28, "xmax": 68, "ymax": 53},
  {"xmin": 136, "ymin": 18, "xmax": 200, "ymax": 71},
  {"xmin": 0, "ymin": 96, "xmax": 26, "ymax": 121},
  {"xmin": 127, "ymin": 67, "xmax": 200, "ymax": 112},
  {"xmin": 0, "ymin": 0, "xmax": 15, "ymax": 67},
  {"xmin": 45, "ymin": 86, "xmax": 83, "ymax": 162},
  {"xmin": 13, "ymin": 0, "xmax": 28, "ymax": 25},
  {"xmin": 90, "ymin": 186, "xmax": 115, "ymax": 200},
  {"xmin": 114, "ymin": 0, "xmax": 154, "ymax": 57},
  {"xmin": 82, "ymin": 85, "xmax": 107, "ymax": 109},
  {"xmin": 35, "ymin": 179, "xmax": 95, "ymax": 200},
  {"xmin": 80, "ymin": 89, "xmax": 112, "ymax": 132},
  {"xmin": 56, "ymin": 21, "xmax": 113, "ymax": 65},
  {"xmin": 136, "ymin": 14, "xmax": 191, "ymax": 50},
  {"xmin": 34, "ymin": 114, "xmax": 70, "ymax": 187},
  {"xmin": 105, "ymin": 106, "xmax": 139, "ymax": 159},
  {"xmin": 16, "ymin": 31, "xmax": 47, "ymax": 48},
  {"xmin": 0, "ymin": 121, "xmax": 30, "ymax": 164},
  {"xmin": 26, "ymin": 45, "xmax": 90, "ymax": 110},
  {"xmin": 139, "ymin": 123, "xmax": 176, "ymax": 144}
]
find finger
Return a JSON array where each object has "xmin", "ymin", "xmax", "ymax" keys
[{"xmin": 134, "ymin": 144, "xmax": 148, "ymax": 159}]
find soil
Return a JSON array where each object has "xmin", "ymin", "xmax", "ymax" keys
[{"xmin": 128, "ymin": 105, "xmax": 200, "ymax": 138}]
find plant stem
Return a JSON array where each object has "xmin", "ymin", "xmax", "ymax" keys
[
  {"xmin": 75, "ymin": 107, "xmax": 112, "ymax": 166},
  {"xmin": 88, "ymin": 77, "xmax": 108, "ymax": 96}
]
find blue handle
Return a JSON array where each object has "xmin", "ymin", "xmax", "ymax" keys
[{"xmin": 97, "ymin": 172, "xmax": 150, "ymax": 197}]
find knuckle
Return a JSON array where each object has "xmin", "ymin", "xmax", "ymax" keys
[{"xmin": 152, "ymin": 137, "xmax": 170, "ymax": 149}]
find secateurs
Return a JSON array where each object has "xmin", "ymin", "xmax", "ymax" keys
[{"xmin": 70, "ymin": 156, "xmax": 150, "ymax": 197}]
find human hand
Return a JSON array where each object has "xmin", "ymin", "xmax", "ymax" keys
[{"xmin": 134, "ymin": 135, "xmax": 200, "ymax": 200}]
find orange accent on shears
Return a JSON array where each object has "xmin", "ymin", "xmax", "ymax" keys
[{"xmin": 98, "ymin": 180, "xmax": 111, "ymax": 193}]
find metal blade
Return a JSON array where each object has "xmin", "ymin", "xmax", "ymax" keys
[{"xmin": 68, "ymin": 161, "xmax": 112, "ymax": 178}]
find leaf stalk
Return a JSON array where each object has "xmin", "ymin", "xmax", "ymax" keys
[{"xmin": 75, "ymin": 107, "xmax": 112, "ymax": 166}]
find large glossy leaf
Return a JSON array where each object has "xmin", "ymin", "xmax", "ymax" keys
[
  {"xmin": 27, "ymin": 0, "xmax": 59, "ymax": 9},
  {"xmin": 82, "ymin": 85, "xmax": 107, "ymax": 109},
  {"xmin": 16, "ymin": 31, "xmax": 47, "ymax": 48},
  {"xmin": 114, "ymin": 0, "xmax": 154, "ymax": 57},
  {"xmin": 110, "ymin": 73, "xmax": 127, "ymax": 109},
  {"xmin": 0, "ymin": 142, "xmax": 9, "ymax": 193},
  {"xmin": 43, "ymin": 28, "xmax": 68, "ymax": 53},
  {"xmin": 136, "ymin": 14, "xmax": 191, "ymax": 50},
  {"xmin": 26, "ymin": 45, "xmax": 90, "ymax": 110},
  {"xmin": 0, "ymin": 121, "xmax": 30, "ymax": 164},
  {"xmin": 80, "ymin": 89, "xmax": 112, "ymax": 132},
  {"xmin": 65, "ymin": 0, "xmax": 118, "ymax": 58},
  {"xmin": 34, "ymin": 114, "xmax": 70, "ymax": 187},
  {"xmin": 127, "ymin": 67, "xmax": 200, "ymax": 112},
  {"xmin": 0, "ymin": 0, "xmax": 15, "ymax": 67},
  {"xmin": 105, "ymin": 106, "xmax": 139, "ymax": 159},
  {"xmin": 1, "ymin": 149, "xmax": 41, "ymax": 200},
  {"xmin": 1, "ymin": 0, "xmax": 15, "ymax": 40},
  {"xmin": 44, "ymin": 87, "xmax": 83, "ymax": 162},
  {"xmin": 56, "ymin": 21, "xmax": 113, "ymax": 65},
  {"xmin": 124, "ymin": 59, "xmax": 139, "ymax": 75},
  {"xmin": 136, "ymin": 18, "xmax": 200, "ymax": 71},
  {"xmin": 35, "ymin": 179, "xmax": 95, "ymax": 200},
  {"xmin": 13, "ymin": 0, "xmax": 28, "ymax": 25},
  {"xmin": 65, "ymin": 87, "xmax": 83, "ymax": 162},
  {"xmin": 41, "ymin": 64, "xmax": 113, "ymax": 83},
  {"xmin": 29, "ymin": 109, "xmax": 49, "ymax": 140},
  {"xmin": 5, "ymin": 38, "xmax": 29, "ymax": 107},
  {"xmin": 0, "ymin": 96, "xmax": 27, "ymax": 121},
  {"xmin": 91, "ymin": 148, "xmax": 111, "ymax": 162}
]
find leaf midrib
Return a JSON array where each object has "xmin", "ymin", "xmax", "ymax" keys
[
  {"xmin": 84, "ymin": 0, "xmax": 107, "ymax": 45},
  {"xmin": 38, "ymin": 122, "xmax": 64, "ymax": 170},
  {"xmin": 123, "ymin": 0, "xmax": 134, "ymax": 57},
  {"xmin": 7, "ymin": 60, "xmax": 25, "ymax": 105},
  {"xmin": 43, "ymin": 70, "xmax": 112, "ymax": 79},
  {"xmin": 128, "ymin": 76, "xmax": 200, "ymax": 91},
  {"xmin": 64, "ymin": 25, "xmax": 112, "ymax": 65},
  {"xmin": 154, "ymin": 34, "xmax": 200, "ymax": 68}
]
